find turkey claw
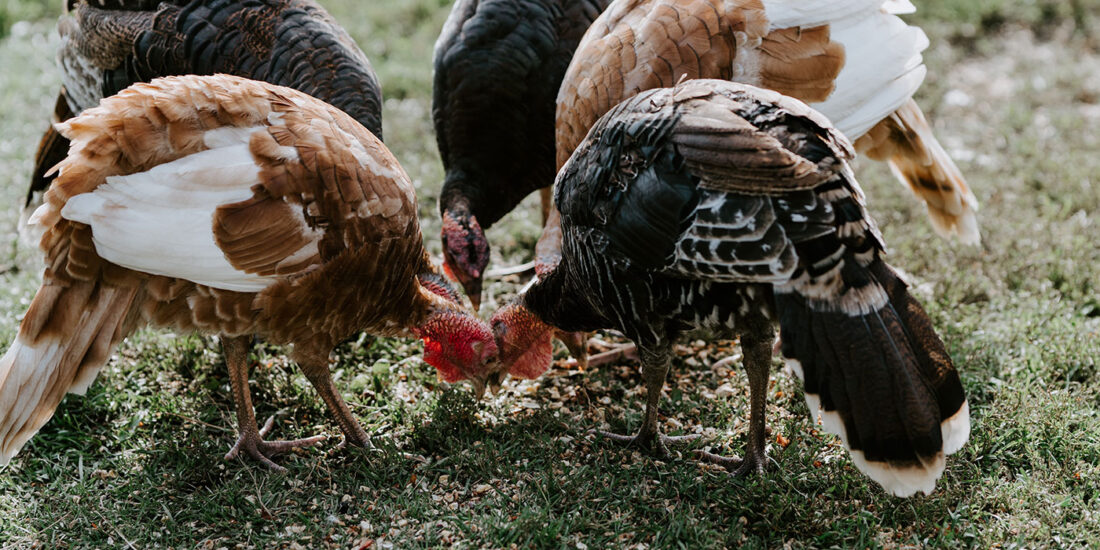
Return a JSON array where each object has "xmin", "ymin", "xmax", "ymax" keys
[
  {"xmin": 694, "ymin": 448, "xmax": 768, "ymax": 477},
  {"xmin": 590, "ymin": 428, "xmax": 700, "ymax": 459},
  {"xmin": 225, "ymin": 415, "xmax": 326, "ymax": 471}
]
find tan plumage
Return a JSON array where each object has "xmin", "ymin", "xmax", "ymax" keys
[
  {"xmin": 1, "ymin": 74, "xmax": 495, "ymax": 468},
  {"xmin": 547, "ymin": 0, "xmax": 978, "ymax": 269},
  {"xmin": 855, "ymin": 98, "xmax": 978, "ymax": 240}
]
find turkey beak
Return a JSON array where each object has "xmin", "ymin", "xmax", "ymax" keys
[
  {"xmin": 470, "ymin": 377, "xmax": 487, "ymax": 400},
  {"xmin": 469, "ymin": 291, "xmax": 482, "ymax": 312},
  {"xmin": 469, "ymin": 369, "xmax": 503, "ymax": 400},
  {"xmin": 487, "ymin": 371, "xmax": 504, "ymax": 396}
]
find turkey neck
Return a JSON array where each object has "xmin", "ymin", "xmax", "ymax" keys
[
  {"xmin": 439, "ymin": 164, "xmax": 550, "ymax": 231},
  {"xmin": 520, "ymin": 265, "xmax": 605, "ymax": 334}
]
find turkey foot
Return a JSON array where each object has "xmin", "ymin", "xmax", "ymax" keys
[
  {"xmin": 335, "ymin": 427, "xmax": 373, "ymax": 451},
  {"xmin": 693, "ymin": 319, "xmax": 774, "ymax": 477},
  {"xmin": 588, "ymin": 346, "xmax": 694, "ymax": 458},
  {"xmin": 590, "ymin": 428, "xmax": 700, "ymax": 459},
  {"xmin": 223, "ymin": 336, "xmax": 325, "ymax": 471},
  {"xmin": 694, "ymin": 447, "xmax": 768, "ymax": 477},
  {"xmin": 225, "ymin": 415, "xmax": 326, "ymax": 471}
]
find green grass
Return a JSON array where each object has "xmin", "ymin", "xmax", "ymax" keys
[{"xmin": 2, "ymin": 0, "xmax": 1100, "ymax": 547}]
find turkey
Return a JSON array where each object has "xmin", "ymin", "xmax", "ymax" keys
[
  {"xmin": 24, "ymin": 0, "xmax": 383, "ymax": 222},
  {"xmin": 432, "ymin": 0, "xmax": 610, "ymax": 311},
  {"xmin": 539, "ymin": 0, "xmax": 979, "ymax": 278},
  {"xmin": 490, "ymin": 80, "xmax": 969, "ymax": 497},
  {"xmin": 1, "ymin": 75, "xmax": 496, "ymax": 470}
]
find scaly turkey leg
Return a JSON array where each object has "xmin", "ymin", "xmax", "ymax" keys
[
  {"xmin": 593, "ymin": 347, "xmax": 699, "ymax": 458},
  {"xmin": 223, "ymin": 336, "xmax": 325, "ymax": 471},
  {"xmin": 299, "ymin": 360, "xmax": 372, "ymax": 449},
  {"xmin": 696, "ymin": 317, "xmax": 774, "ymax": 476}
]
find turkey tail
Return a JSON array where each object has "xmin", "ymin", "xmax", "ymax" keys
[
  {"xmin": 69, "ymin": 0, "xmax": 170, "ymax": 11},
  {"xmin": 55, "ymin": 3, "xmax": 157, "ymax": 112},
  {"xmin": 776, "ymin": 261, "xmax": 969, "ymax": 497},
  {"xmin": 0, "ymin": 282, "xmax": 137, "ymax": 464},
  {"xmin": 63, "ymin": 2, "xmax": 154, "ymax": 64},
  {"xmin": 23, "ymin": 90, "xmax": 77, "ymax": 235},
  {"xmin": 857, "ymin": 99, "xmax": 980, "ymax": 244}
]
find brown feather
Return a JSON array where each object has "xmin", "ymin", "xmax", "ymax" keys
[
  {"xmin": 671, "ymin": 84, "xmax": 851, "ymax": 192},
  {"xmin": 2, "ymin": 75, "xmax": 452, "ymax": 464},
  {"xmin": 555, "ymin": 0, "xmax": 760, "ymax": 170},
  {"xmin": 855, "ymin": 99, "xmax": 979, "ymax": 243},
  {"xmin": 757, "ymin": 25, "xmax": 845, "ymax": 102}
]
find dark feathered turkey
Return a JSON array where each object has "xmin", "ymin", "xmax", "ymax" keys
[
  {"xmin": 25, "ymin": 0, "xmax": 382, "ymax": 212},
  {"xmin": 491, "ymin": 79, "xmax": 969, "ymax": 497},
  {"xmin": 431, "ymin": 0, "xmax": 610, "ymax": 309}
]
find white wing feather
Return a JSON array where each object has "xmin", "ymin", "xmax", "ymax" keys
[
  {"xmin": 760, "ymin": 0, "xmax": 885, "ymax": 30},
  {"xmin": 61, "ymin": 129, "xmax": 279, "ymax": 293},
  {"xmin": 763, "ymin": 0, "xmax": 928, "ymax": 139}
]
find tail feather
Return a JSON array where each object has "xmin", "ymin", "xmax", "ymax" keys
[
  {"xmin": 858, "ymin": 99, "xmax": 980, "ymax": 244},
  {"xmin": 21, "ymin": 91, "xmax": 77, "ymax": 246},
  {"xmin": 56, "ymin": 4, "xmax": 156, "ymax": 113},
  {"xmin": 27, "ymin": 90, "xmax": 76, "ymax": 207},
  {"xmin": 0, "ymin": 283, "xmax": 137, "ymax": 464},
  {"xmin": 777, "ymin": 261, "xmax": 968, "ymax": 497}
]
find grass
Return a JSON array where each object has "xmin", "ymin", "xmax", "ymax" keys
[{"xmin": 2, "ymin": 0, "xmax": 1100, "ymax": 547}]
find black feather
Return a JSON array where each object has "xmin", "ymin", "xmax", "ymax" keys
[
  {"xmin": 433, "ymin": 0, "xmax": 611, "ymax": 228},
  {"xmin": 520, "ymin": 80, "xmax": 967, "ymax": 494}
]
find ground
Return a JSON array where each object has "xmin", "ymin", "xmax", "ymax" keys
[{"xmin": 1, "ymin": 0, "xmax": 1099, "ymax": 548}]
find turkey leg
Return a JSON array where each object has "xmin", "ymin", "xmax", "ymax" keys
[
  {"xmin": 593, "ymin": 347, "xmax": 699, "ymax": 458},
  {"xmin": 299, "ymin": 361, "xmax": 372, "ymax": 449},
  {"xmin": 696, "ymin": 317, "xmax": 774, "ymax": 476},
  {"xmin": 223, "ymin": 336, "xmax": 325, "ymax": 471}
]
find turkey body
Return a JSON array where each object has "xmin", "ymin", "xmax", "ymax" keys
[
  {"xmin": 539, "ymin": 0, "xmax": 978, "ymax": 277},
  {"xmin": 1, "ymin": 75, "xmax": 495, "ymax": 469},
  {"xmin": 493, "ymin": 80, "xmax": 969, "ymax": 497},
  {"xmin": 27, "ymin": 0, "xmax": 382, "ymax": 212},
  {"xmin": 431, "ymin": 0, "xmax": 610, "ymax": 308}
]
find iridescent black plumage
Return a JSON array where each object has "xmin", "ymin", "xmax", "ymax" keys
[
  {"xmin": 432, "ymin": 0, "xmax": 610, "ymax": 303},
  {"xmin": 520, "ymin": 79, "xmax": 969, "ymax": 496}
]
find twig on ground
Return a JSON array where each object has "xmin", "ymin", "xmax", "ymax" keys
[{"xmin": 486, "ymin": 260, "xmax": 536, "ymax": 278}]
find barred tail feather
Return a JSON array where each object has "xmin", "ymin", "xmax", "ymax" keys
[
  {"xmin": 777, "ymin": 261, "xmax": 968, "ymax": 497},
  {"xmin": 0, "ymin": 283, "xmax": 137, "ymax": 464},
  {"xmin": 860, "ymin": 99, "xmax": 980, "ymax": 244}
]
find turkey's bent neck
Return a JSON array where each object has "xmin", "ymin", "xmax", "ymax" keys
[{"xmin": 521, "ymin": 265, "xmax": 605, "ymax": 334}]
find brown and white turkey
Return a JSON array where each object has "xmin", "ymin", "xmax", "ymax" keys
[{"xmin": 2, "ymin": 75, "xmax": 496, "ymax": 470}]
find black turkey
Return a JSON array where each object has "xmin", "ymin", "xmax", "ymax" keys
[
  {"xmin": 489, "ymin": 79, "xmax": 969, "ymax": 497},
  {"xmin": 431, "ymin": 0, "xmax": 610, "ymax": 310}
]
